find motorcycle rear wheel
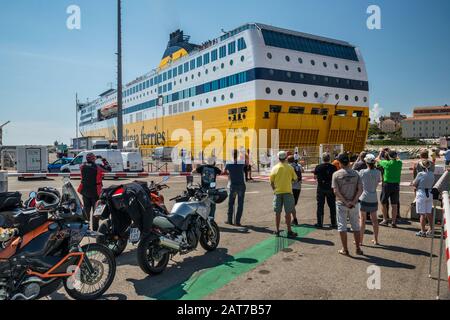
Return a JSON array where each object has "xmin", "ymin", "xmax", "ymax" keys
[
  {"xmin": 63, "ymin": 243, "xmax": 116, "ymax": 300},
  {"xmin": 200, "ymin": 220, "xmax": 220, "ymax": 251},
  {"xmin": 97, "ymin": 220, "xmax": 128, "ymax": 257},
  {"xmin": 137, "ymin": 235, "xmax": 170, "ymax": 275}
]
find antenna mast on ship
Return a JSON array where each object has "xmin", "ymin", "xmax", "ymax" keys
[{"xmin": 117, "ymin": 0, "xmax": 124, "ymax": 149}]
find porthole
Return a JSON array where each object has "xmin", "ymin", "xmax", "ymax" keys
[
  {"xmin": 323, "ymin": 62, "xmax": 327, "ymax": 68},
  {"xmin": 298, "ymin": 57, "xmax": 303, "ymax": 64},
  {"xmin": 191, "ymin": 75, "xmax": 194, "ymax": 80},
  {"xmin": 221, "ymin": 95, "xmax": 225, "ymax": 101},
  {"xmin": 335, "ymin": 94, "xmax": 340, "ymax": 100},
  {"xmin": 230, "ymin": 93, "xmax": 234, "ymax": 99},
  {"xmin": 240, "ymin": 55, "xmax": 245, "ymax": 62},
  {"xmin": 213, "ymin": 97, "xmax": 217, "ymax": 102},
  {"xmin": 303, "ymin": 91, "xmax": 308, "ymax": 97},
  {"xmin": 221, "ymin": 63, "xmax": 225, "ymax": 69},
  {"xmin": 192, "ymin": 102, "xmax": 195, "ymax": 107},
  {"xmin": 267, "ymin": 52, "xmax": 272, "ymax": 59},
  {"xmin": 314, "ymin": 92, "xmax": 319, "ymax": 98},
  {"xmin": 345, "ymin": 65, "xmax": 349, "ymax": 71},
  {"xmin": 198, "ymin": 72, "xmax": 201, "ymax": 77},
  {"xmin": 311, "ymin": 60, "xmax": 315, "ymax": 66},
  {"xmin": 278, "ymin": 89, "xmax": 283, "ymax": 95},
  {"xmin": 355, "ymin": 96, "xmax": 359, "ymax": 102},
  {"xmin": 363, "ymin": 97, "xmax": 368, "ymax": 103},
  {"xmin": 358, "ymin": 67, "xmax": 362, "ymax": 73},
  {"xmin": 206, "ymin": 98, "xmax": 209, "ymax": 104},
  {"xmin": 185, "ymin": 76, "xmax": 188, "ymax": 82},
  {"xmin": 285, "ymin": 55, "xmax": 290, "ymax": 62},
  {"xmin": 291, "ymin": 90, "xmax": 296, "ymax": 96},
  {"xmin": 345, "ymin": 95, "xmax": 349, "ymax": 101},
  {"xmin": 213, "ymin": 66, "xmax": 217, "ymax": 72},
  {"xmin": 334, "ymin": 63, "xmax": 339, "ymax": 69},
  {"xmin": 286, "ymin": 72, "xmax": 292, "ymax": 78},
  {"xmin": 265, "ymin": 87, "xmax": 271, "ymax": 94},
  {"xmin": 180, "ymin": 79, "xmax": 182, "ymax": 83},
  {"xmin": 205, "ymin": 69, "xmax": 209, "ymax": 74}
]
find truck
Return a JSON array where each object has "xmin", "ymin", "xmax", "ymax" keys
[{"xmin": 16, "ymin": 146, "xmax": 48, "ymax": 179}]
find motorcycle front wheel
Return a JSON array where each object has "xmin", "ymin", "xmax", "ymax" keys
[
  {"xmin": 63, "ymin": 243, "xmax": 116, "ymax": 300},
  {"xmin": 137, "ymin": 235, "xmax": 170, "ymax": 275},
  {"xmin": 97, "ymin": 220, "xmax": 129, "ymax": 257},
  {"xmin": 200, "ymin": 220, "xmax": 220, "ymax": 251}
]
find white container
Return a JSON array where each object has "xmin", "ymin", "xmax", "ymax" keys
[
  {"xmin": 16, "ymin": 146, "xmax": 48, "ymax": 173},
  {"xmin": 122, "ymin": 152, "xmax": 143, "ymax": 172}
]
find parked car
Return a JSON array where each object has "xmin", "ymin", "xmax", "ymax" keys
[
  {"xmin": 47, "ymin": 157, "xmax": 73, "ymax": 173},
  {"xmin": 122, "ymin": 152, "xmax": 144, "ymax": 172},
  {"xmin": 61, "ymin": 150, "xmax": 124, "ymax": 173},
  {"xmin": 152, "ymin": 147, "xmax": 175, "ymax": 162}
]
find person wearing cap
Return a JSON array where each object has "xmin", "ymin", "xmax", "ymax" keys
[
  {"xmin": 352, "ymin": 151, "xmax": 368, "ymax": 172},
  {"xmin": 194, "ymin": 157, "xmax": 222, "ymax": 219},
  {"xmin": 77, "ymin": 152, "xmax": 112, "ymax": 231},
  {"xmin": 270, "ymin": 151, "xmax": 298, "ymax": 238},
  {"xmin": 358, "ymin": 154, "xmax": 382, "ymax": 245},
  {"xmin": 412, "ymin": 159, "xmax": 435, "ymax": 237},
  {"xmin": 313, "ymin": 152, "xmax": 338, "ymax": 228},
  {"xmin": 376, "ymin": 150, "xmax": 403, "ymax": 228},
  {"xmin": 332, "ymin": 153, "xmax": 363, "ymax": 256},
  {"xmin": 413, "ymin": 149, "xmax": 435, "ymax": 179}
]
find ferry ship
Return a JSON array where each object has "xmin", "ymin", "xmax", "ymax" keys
[{"xmin": 78, "ymin": 23, "xmax": 369, "ymax": 157}]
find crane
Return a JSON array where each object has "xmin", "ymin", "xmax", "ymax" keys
[{"xmin": 0, "ymin": 121, "xmax": 11, "ymax": 146}]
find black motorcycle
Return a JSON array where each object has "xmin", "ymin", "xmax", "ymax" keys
[{"xmin": 0, "ymin": 180, "xmax": 116, "ymax": 300}]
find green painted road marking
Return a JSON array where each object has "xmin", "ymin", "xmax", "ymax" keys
[{"xmin": 150, "ymin": 225, "xmax": 316, "ymax": 300}]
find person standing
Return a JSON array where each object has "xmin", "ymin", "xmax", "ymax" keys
[
  {"xmin": 194, "ymin": 158, "xmax": 222, "ymax": 219},
  {"xmin": 288, "ymin": 155, "xmax": 303, "ymax": 226},
  {"xmin": 78, "ymin": 153, "xmax": 111, "ymax": 231},
  {"xmin": 224, "ymin": 150, "xmax": 246, "ymax": 226},
  {"xmin": 352, "ymin": 151, "xmax": 368, "ymax": 172},
  {"xmin": 314, "ymin": 153, "xmax": 338, "ymax": 228},
  {"xmin": 413, "ymin": 149, "xmax": 435, "ymax": 179},
  {"xmin": 358, "ymin": 154, "xmax": 381, "ymax": 245},
  {"xmin": 413, "ymin": 160, "xmax": 435, "ymax": 237},
  {"xmin": 332, "ymin": 153, "xmax": 363, "ymax": 256},
  {"xmin": 377, "ymin": 150, "xmax": 403, "ymax": 228},
  {"xmin": 444, "ymin": 148, "xmax": 450, "ymax": 166},
  {"xmin": 270, "ymin": 151, "xmax": 298, "ymax": 238}
]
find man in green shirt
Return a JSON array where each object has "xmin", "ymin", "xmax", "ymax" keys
[{"xmin": 377, "ymin": 150, "xmax": 403, "ymax": 227}]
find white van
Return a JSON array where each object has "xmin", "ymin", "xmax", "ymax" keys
[
  {"xmin": 122, "ymin": 152, "xmax": 143, "ymax": 172},
  {"xmin": 61, "ymin": 150, "xmax": 124, "ymax": 173}
]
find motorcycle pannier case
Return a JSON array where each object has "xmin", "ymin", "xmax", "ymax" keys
[
  {"xmin": 0, "ymin": 192, "xmax": 22, "ymax": 211},
  {"xmin": 0, "ymin": 209, "xmax": 48, "ymax": 236}
]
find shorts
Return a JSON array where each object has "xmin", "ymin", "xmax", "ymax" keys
[
  {"xmin": 380, "ymin": 183, "xmax": 400, "ymax": 205},
  {"xmin": 360, "ymin": 201, "xmax": 378, "ymax": 213},
  {"xmin": 336, "ymin": 203, "xmax": 360, "ymax": 233},
  {"xmin": 273, "ymin": 193, "xmax": 296, "ymax": 215},
  {"xmin": 415, "ymin": 189, "xmax": 433, "ymax": 214}
]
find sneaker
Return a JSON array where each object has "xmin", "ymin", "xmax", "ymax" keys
[
  {"xmin": 415, "ymin": 231, "xmax": 426, "ymax": 237},
  {"xmin": 292, "ymin": 219, "xmax": 299, "ymax": 226},
  {"xmin": 426, "ymin": 230, "xmax": 434, "ymax": 238},
  {"xmin": 379, "ymin": 220, "xmax": 389, "ymax": 227}
]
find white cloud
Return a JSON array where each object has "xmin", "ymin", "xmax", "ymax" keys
[
  {"xmin": 2, "ymin": 121, "xmax": 74, "ymax": 146},
  {"xmin": 370, "ymin": 103, "xmax": 383, "ymax": 123}
]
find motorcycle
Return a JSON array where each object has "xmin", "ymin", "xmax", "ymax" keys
[
  {"xmin": 137, "ymin": 183, "xmax": 226, "ymax": 275},
  {"xmin": 96, "ymin": 176, "xmax": 171, "ymax": 257},
  {"xmin": 0, "ymin": 179, "xmax": 116, "ymax": 300}
]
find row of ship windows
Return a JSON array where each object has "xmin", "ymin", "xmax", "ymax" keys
[
  {"xmin": 123, "ymin": 38, "xmax": 247, "ymax": 99},
  {"xmin": 264, "ymin": 87, "xmax": 368, "ymax": 103},
  {"xmin": 267, "ymin": 52, "xmax": 363, "ymax": 73},
  {"xmin": 123, "ymin": 55, "xmax": 246, "ymax": 103}
]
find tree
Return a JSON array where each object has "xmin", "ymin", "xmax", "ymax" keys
[{"xmin": 368, "ymin": 123, "xmax": 381, "ymax": 136}]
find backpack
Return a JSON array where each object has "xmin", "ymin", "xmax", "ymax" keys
[{"xmin": 0, "ymin": 192, "xmax": 22, "ymax": 211}]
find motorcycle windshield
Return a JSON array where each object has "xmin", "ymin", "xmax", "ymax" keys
[{"xmin": 61, "ymin": 179, "xmax": 84, "ymax": 218}]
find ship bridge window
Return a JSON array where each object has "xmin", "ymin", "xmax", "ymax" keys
[
  {"xmin": 203, "ymin": 52, "xmax": 210, "ymax": 65},
  {"xmin": 237, "ymin": 38, "xmax": 247, "ymax": 51},
  {"xmin": 211, "ymin": 49, "xmax": 218, "ymax": 61},
  {"xmin": 335, "ymin": 110, "xmax": 347, "ymax": 117},
  {"xmin": 219, "ymin": 45, "xmax": 227, "ymax": 58},
  {"xmin": 353, "ymin": 111, "xmax": 363, "ymax": 118},
  {"xmin": 228, "ymin": 41, "xmax": 236, "ymax": 55},
  {"xmin": 190, "ymin": 60, "xmax": 196, "ymax": 70},
  {"xmin": 289, "ymin": 106, "xmax": 305, "ymax": 114},
  {"xmin": 311, "ymin": 108, "xmax": 320, "ymax": 115},
  {"xmin": 270, "ymin": 105, "xmax": 282, "ymax": 113}
]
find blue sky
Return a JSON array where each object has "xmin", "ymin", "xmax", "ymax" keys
[{"xmin": 1, "ymin": 0, "xmax": 449, "ymax": 145}]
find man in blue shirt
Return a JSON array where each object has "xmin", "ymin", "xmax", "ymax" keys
[
  {"xmin": 444, "ymin": 148, "xmax": 450, "ymax": 166},
  {"xmin": 224, "ymin": 150, "xmax": 246, "ymax": 226}
]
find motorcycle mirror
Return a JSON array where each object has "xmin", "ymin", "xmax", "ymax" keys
[
  {"xmin": 29, "ymin": 191, "xmax": 37, "ymax": 199},
  {"xmin": 210, "ymin": 182, "xmax": 216, "ymax": 188}
]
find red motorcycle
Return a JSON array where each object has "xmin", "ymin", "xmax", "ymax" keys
[{"xmin": 96, "ymin": 177, "xmax": 170, "ymax": 257}]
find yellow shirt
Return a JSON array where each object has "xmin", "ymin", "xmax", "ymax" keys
[{"xmin": 270, "ymin": 162, "xmax": 297, "ymax": 194}]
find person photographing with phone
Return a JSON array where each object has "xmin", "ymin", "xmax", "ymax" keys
[{"xmin": 332, "ymin": 153, "xmax": 363, "ymax": 256}]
